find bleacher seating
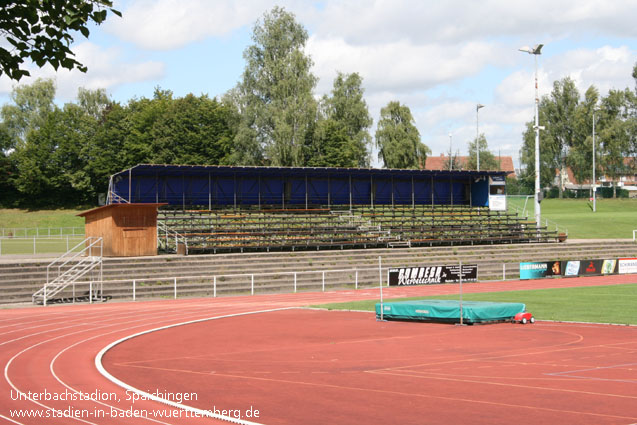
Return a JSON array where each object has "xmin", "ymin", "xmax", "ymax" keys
[{"xmin": 157, "ymin": 204, "xmax": 559, "ymax": 254}]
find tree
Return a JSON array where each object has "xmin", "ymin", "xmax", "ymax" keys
[
  {"xmin": 544, "ymin": 77, "xmax": 581, "ymax": 197},
  {"xmin": 308, "ymin": 120, "xmax": 359, "ymax": 167},
  {"xmin": 319, "ymin": 72, "xmax": 372, "ymax": 167},
  {"xmin": 375, "ymin": 101, "xmax": 430, "ymax": 169},
  {"xmin": 566, "ymin": 86, "xmax": 599, "ymax": 192},
  {"xmin": 11, "ymin": 96, "xmax": 104, "ymax": 205},
  {"xmin": 520, "ymin": 77, "xmax": 581, "ymax": 196},
  {"xmin": 0, "ymin": 78, "xmax": 57, "ymax": 205},
  {"xmin": 466, "ymin": 134, "xmax": 499, "ymax": 171},
  {"xmin": 443, "ymin": 150, "xmax": 462, "ymax": 171},
  {"xmin": 149, "ymin": 94, "xmax": 235, "ymax": 165},
  {"xmin": 76, "ymin": 87, "xmax": 111, "ymax": 119},
  {"xmin": 0, "ymin": 78, "xmax": 56, "ymax": 149},
  {"xmin": 230, "ymin": 7, "xmax": 317, "ymax": 166},
  {"xmin": 598, "ymin": 89, "xmax": 634, "ymax": 198},
  {"xmin": 0, "ymin": 1, "xmax": 121, "ymax": 80}
]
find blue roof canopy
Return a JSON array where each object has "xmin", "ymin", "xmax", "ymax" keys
[{"xmin": 108, "ymin": 164, "xmax": 509, "ymax": 208}]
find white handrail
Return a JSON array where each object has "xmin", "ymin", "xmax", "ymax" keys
[
  {"xmin": 46, "ymin": 237, "xmax": 102, "ymax": 282},
  {"xmin": 157, "ymin": 221, "xmax": 189, "ymax": 255},
  {"xmin": 39, "ymin": 237, "xmax": 103, "ymax": 305}
]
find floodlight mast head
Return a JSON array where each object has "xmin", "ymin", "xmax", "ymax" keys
[{"xmin": 519, "ymin": 44, "xmax": 543, "ymax": 55}]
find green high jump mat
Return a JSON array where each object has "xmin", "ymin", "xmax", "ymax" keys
[{"xmin": 375, "ymin": 300, "xmax": 526, "ymax": 324}]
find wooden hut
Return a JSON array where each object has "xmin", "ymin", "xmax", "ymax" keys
[{"xmin": 78, "ymin": 203, "xmax": 165, "ymax": 257}]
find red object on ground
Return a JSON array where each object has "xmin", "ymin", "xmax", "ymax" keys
[{"xmin": 513, "ymin": 311, "xmax": 535, "ymax": 324}]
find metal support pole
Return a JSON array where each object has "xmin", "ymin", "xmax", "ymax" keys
[
  {"xmin": 251, "ymin": 274, "xmax": 254, "ymax": 295},
  {"xmin": 459, "ymin": 262, "xmax": 463, "ymax": 326},
  {"xmin": 503, "ymin": 263, "xmax": 506, "ymax": 280},
  {"xmin": 322, "ymin": 271, "xmax": 325, "ymax": 292},
  {"xmin": 174, "ymin": 277, "xmax": 177, "ymax": 299},
  {"xmin": 129, "ymin": 168, "xmax": 132, "ymax": 203},
  {"xmin": 355, "ymin": 269, "xmax": 358, "ymax": 289},
  {"xmin": 90, "ymin": 281, "xmax": 93, "ymax": 304},
  {"xmin": 593, "ymin": 109, "xmax": 597, "ymax": 212},
  {"xmin": 379, "ymin": 256, "xmax": 383, "ymax": 321},
  {"xmin": 294, "ymin": 272, "xmax": 297, "ymax": 293},
  {"xmin": 213, "ymin": 276, "xmax": 217, "ymax": 297},
  {"xmin": 133, "ymin": 280, "xmax": 136, "ymax": 301},
  {"xmin": 33, "ymin": 237, "xmax": 36, "ymax": 254}
]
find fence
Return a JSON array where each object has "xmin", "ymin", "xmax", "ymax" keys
[
  {"xmin": 506, "ymin": 195, "xmax": 568, "ymax": 236},
  {"xmin": 0, "ymin": 236, "xmax": 86, "ymax": 256},
  {"xmin": 0, "ymin": 227, "xmax": 84, "ymax": 238},
  {"xmin": 38, "ymin": 262, "xmax": 519, "ymax": 305}
]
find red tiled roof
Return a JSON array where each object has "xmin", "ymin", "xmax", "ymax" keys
[{"xmin": 424, "ymin": 155, "xmax": 516, "ymax": 176}]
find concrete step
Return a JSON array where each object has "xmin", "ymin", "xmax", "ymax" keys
[{"xmin": 3, "ymin": 241, "xmax": 635, "ymax": 299}]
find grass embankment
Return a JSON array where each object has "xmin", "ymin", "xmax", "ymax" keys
[
  {"xmin": 312, "ymin": 284, "xmax": 637, "ymax": 325},
  {"xmin": 507, "ymin": 198, "xmax": 637, "ymax": 239},
  {"xmin": 0, "ymin": 208, "xmax": 85, "ymax": 230}
]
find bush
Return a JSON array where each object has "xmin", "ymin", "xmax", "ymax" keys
[{"xmin": 598, "ymin": 186, "xmax": 629, "ymax": 198}]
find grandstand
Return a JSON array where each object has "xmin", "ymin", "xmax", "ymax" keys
[{"xmin": 108, "ymin": 164, "xmax": 559, "ymax": 254}]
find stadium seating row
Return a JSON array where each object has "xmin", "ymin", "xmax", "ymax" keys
[{"xmin": 157, "ymin": 205, "xmax": 559, "ymax": 253}]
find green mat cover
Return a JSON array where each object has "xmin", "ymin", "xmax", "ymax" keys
[{"xmin": 375, "ymin": 300, "xmax": 526, "ymax": 323}]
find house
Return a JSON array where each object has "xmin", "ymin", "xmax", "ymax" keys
[
  {"xmin": 556, "ymin": 158, "xmax": 637, "ymax": 197},
  {"xmin": 424, "ymin": 154, "xmax": 516, "ymax": 177}
]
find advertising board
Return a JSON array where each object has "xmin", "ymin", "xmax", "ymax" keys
[{"xmin": 388, "ymin": 265, "xmax": 478, "ymax": 286}]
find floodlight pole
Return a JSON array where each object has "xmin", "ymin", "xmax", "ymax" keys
[
  {"xmin": 519, "ymin": 44, "xmax": 544, "ymax": 229},
  {"xmin": 449, "ymin": 133, "xmax": 453, "ymax": 171},
  {"xmin": 593, "ymin": 108, "xmax": 597, "ymax": 212},
  {"xmin": 532, "ymin": 52, "xmax": 541, "ymax": 229},
  {"xmin": 476, "ymin": 104, "xmax": 484, "ymax": 171}
]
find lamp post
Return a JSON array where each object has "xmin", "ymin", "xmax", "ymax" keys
[
  {"xmin": 593, "ymin": 108, "xmax": 598, "ymax": 212},
  {"xmin": 519, "ymin": 44, "xmax": 544, "ymax": 228},
  {"xmin": 476, "ymin": 103, "xmax": 484, "ymax": 171},
  {"xmin": 449, "ymin": 132, "xmax": 453, "ymax": 171}
]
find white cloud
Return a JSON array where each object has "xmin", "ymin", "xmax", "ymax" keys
[
  {"xmin": 0, "ymin": 42, "xmax": 165, "ymax": 100},
  {"xmin": 546, "ymin": 45, "xmax": 635, "ymax": 94},
  {"xmin": 107, "ymin": 0, "xmax": 313, "ymax": 50},
  {"xmin": 308, "ymin": 36, "xmax": 502, "ymax": 95},
  {"xmin": 311, "ymin": 0, "xmax": 637, "ymax": 45}
]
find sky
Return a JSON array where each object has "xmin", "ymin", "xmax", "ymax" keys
[{"xmin": 1, "ymin": 0, "xmax": 636, "ymax": 169}]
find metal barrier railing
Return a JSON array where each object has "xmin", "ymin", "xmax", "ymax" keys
[
  {"xmin": 0, "ymin": 227, "xmax": 84, "ymax": 238},
  {"xmin": 40, "ymin": 262, "xmax": 522, "ymax": 304}
]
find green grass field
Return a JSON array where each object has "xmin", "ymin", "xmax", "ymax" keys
[
  {"xmin": 0, "ymin": 208, "xmax": 87, "ymax": 254},
  {"xmin": 508, "ymin": 197, "xmax": 637, "ymax": 239},
  {"xmin": 312, "ymin": 284, "xmax": 637, "ymax": 325}
]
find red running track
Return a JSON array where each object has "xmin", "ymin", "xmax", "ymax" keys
[{"xmin": 1, "ymin": 274, "xmax": 636, "ymax": 425}]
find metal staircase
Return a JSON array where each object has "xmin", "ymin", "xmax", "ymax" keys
[
  {"xmin": 157, "ymin": 221, "xmax": 189, "ymax": 254},
  {"xmin": 32, "ymin": 237, "xmax": 103, "ymax": 305}
]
